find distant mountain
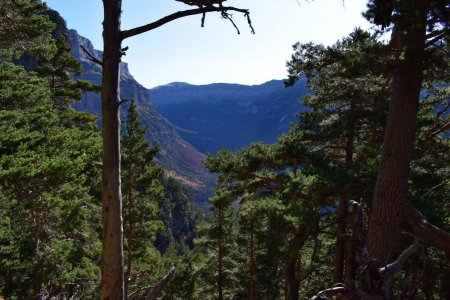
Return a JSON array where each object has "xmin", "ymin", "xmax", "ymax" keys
[
  {"xmin": 68, "ymin": 29, "xmax": 214, "ymax": 206},
  {"xmin": 68, "ymin": 30, "xmax": 309, "ymax": 207},
  {"xmin": 149, "ymin": 79, "xmax": 308, "ymax": 154}
]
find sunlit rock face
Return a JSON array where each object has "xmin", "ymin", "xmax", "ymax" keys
[
  {"xmin": 68, "ymin": 29, "xmax": 310, "ymax": 207},
  {"xmin": 69, "ymin": 29, "xmax": 213, "ymax": 207}
]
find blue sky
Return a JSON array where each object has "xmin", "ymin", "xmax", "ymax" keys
[{"xmin": 45, "ymin": 0, "xmax": 372, "ymax": 88}]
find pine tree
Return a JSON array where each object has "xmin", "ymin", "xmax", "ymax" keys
[
  {"xmin": 156, "ymin": 177, "xmax": 200, "ymax": 254},
  {"xmin": 0, "ymin": 0, "xmax": 55, "ymax": 62},
  {"xmin": 195, "ymin": 191, "xmax": 241, "ymax": 300},
  {"xmin": 0, "ymin": 2, "xmax": 103, "ymax": 298},
  {"xmin": 204, "ymin": 141, "xmax": 334, "ymax": 299},
  {"xmin": 98, "ymin": 2, "xmax": 253, "ymax": 296},
  {"xmin": 285, "ymin": 28, "xmax": 390, "ymax": 284},
  {"xmin": 121, "ymin": 100, "xmax": 165, "ymax": 298},
  {"xmin": 0, "ymin": 100, "xmax": 102, "ymax": 299}
]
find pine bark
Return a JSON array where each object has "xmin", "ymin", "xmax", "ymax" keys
[
  {"xmin": 367, "ymin": 0, "xmax": 427, "ymax": 264},
  {"xmin": 284, "ymin": 228, "xmax": 309, "ymax": 300},
  {"xmin": 124, "ymin": 166, "xmax": 134, "ymax": 299},
  {"xmin": 100, "ymin": 0, "xmax": 125, "ymax": 298},
  {"xmin": 335, "ymin": 115, "xmax": 355, "ymax": 283},
  {"xmin": 334, "ymin": 193, "xmax": 347, "ymax": 284},
  {"xmin": 218, "ymin": 204, "xmax": 224, "ymax": 300},
  {"xmin": 284, "ymin": 257, "xmax": 300, "ymax": 300},
  {"xmin": 248, "ymin": 221, "xmax": 256, "ymax": 300}
]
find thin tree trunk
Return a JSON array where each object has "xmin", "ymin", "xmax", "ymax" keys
[
  {"xmin": 100, "ymin": 0, "xmax": 125, "ymax": 298},
  {"xmin": 284, "ymin": 257, "xmax": 300, "ymax": 300},
  {"xmin": 144, "ymin": 267, "xmax": 176, "ymax": 300},
  {"xmin": 284, "ymin": 228, "xmax": 309, "ymax": 300},
  {"xmin": 334, "ymin": 193, "xmax": 347, "ymax": 284},
  {"xmin": 33, "ymin": 209, "xmax": 42, "ymax": 300},
  {"xmin": 248, "ymin": 220, "xmax": 256, "ymax": 300},
  {"xmin": 124, "ymin": 166, "xmax": 134, "ymax": 299},
  {"xmin": 218, "ymin": 205, "xmax": 224, "ymax": 300},
  {"xmin": 344, "ymin": 198, "xmax": 363, "ymax": 285},
  {"xmin": 367, "ymin": 0, "xmax": 427, "ymax": 264},
  {"xmin": 335, "ymin": 116, "xmax": 355, "ymax": 283}
]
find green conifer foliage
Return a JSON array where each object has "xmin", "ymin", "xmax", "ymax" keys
[
  {"xmin": 121, "ymin": 101, "xmax": 165, "ymax": 298},
  {"xmin": 0, "ymin": 101, "xmax": 102, "ymax": 299},
  {"xmin": 157, "ymin": 177, "xmax": 200, "ymax": 254},
  {"xmin": 203, "ymin": 141, "xmax": 334, "ymax": 299},
  {"xmin": 0, "ymin": 0, "xmax": 55, "ymax": 61},
  {"xmin": 195, "ymin": 191, "xmax": 242, "ymax": 300},
  {"xmin": 0, "ymin": 1, "xmax": 103, "ymax": 298},
  {"xmin": 286, "ymin": 28, "xmax": 391, "ymax": 283}
]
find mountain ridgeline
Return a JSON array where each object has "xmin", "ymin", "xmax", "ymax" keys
[
  {"xmin": 69, "ymin": 30, "xmax": 308, "ymax": 205},
  {"xmin": 150, "ymin": 79, "xmax": 308, "ymax": 154}
]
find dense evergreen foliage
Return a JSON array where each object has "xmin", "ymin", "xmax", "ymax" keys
[
  {"xmin": 0, "ymin": 1, "xmax": 102, "ymax": 298},
  {"xmin": 0, "ymin": 2, "xmax": 199, "ymax": 299},
  {"xmin": 1, "ymin": 1, "xmax": 449, "ymax": 299}
]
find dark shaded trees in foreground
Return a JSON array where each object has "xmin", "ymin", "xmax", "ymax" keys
[
  {"xmin": 200, "ymin": 19, "xmax": 450, "ymax": 298},
  {"xmin": 1, "ymin": 0, "xmax": 449, "ymax": 299}
]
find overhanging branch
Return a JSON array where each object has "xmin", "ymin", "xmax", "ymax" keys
[
  {"xmin": 378, "ymin": 238, "xmax": 420, "ymax": 277},
  {"xmin": 144, "ymin": 267, "xmax": 176, "ymax": 300},
  {"xmin": 425, "ymin": 28, "xmax": 450, "ymax": 48},
  {"xmin": 80, "ymin": 44, "xmax": 103, "ymax": 66},
  {"xmin": 121, "ymin": 6, "xmax": 254, "ymax": 40},
  {"xmin": 404, "ymin": 203, "xmax": 450, "ymax": 254}
]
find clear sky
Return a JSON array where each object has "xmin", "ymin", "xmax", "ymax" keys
[{"xmin": 45, "ymin": 0, "xmax": 372, "ymax": 88}]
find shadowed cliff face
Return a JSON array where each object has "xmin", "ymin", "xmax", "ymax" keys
[{"xmin": 68, "ymin": 29, "xmax": 214, "ymax": 207}]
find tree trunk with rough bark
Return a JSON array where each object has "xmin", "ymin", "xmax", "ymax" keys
[
  {"xmin": 248, "ymin": 220, "xmax": 256, "ymax": 300},
  {"xmin": 335, "ymin": 116, "xmax": 355, "ymax": 283},
  {"xmin": 124, "ymin": 166, "xmax": 134, "ymax": 299},
  {"xmin": 217, "ymin": 204, "xmax": 224, "ymax": 300},
  {"xmin": 284, "ymin": 228, "xmax": 309, "ymax": 300},
  {"xmin": 100, "ymin": 0, "xmax": 125, "ymax": 299},
  {"xmin": 284, "ymin": 256, "xmax": 300, "ymax": 300},
  {"xmin": 367, "ymin": 0, "xmax": 427, "ymax": 264},
  {"xmin": 97, "ymin": 2, "xmax": 252, "ymax": 298},
  {"xmin": 334, "ymin": 193, "xmax": 347, "ymax": 284}
]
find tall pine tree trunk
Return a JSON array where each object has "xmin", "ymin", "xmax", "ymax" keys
[
  {"xmin": 100, "ymin": 0, "xmax": 125, "ymax": 298},
  {"xmin": 284, "ymin": 228, "xmax": 308, "ymax": 300},
  {"xmin": 334, "ymin": 193, "xmax": 347, "ymax": 283},
  {"xmin": 284, "ymin": 257, "xmax": 300, "ymax": 300},
  {"xmin": 335, "ymin": 115, "xmax": 355, "ymax": 283},
  {"xmin": 124, "ymin": 168, "xmax": 135, "ymax": 299},
  {"xmin": 367, "ymin": 0, "xmax": 427, "ymax": 264},
  {"xmin": 248, "ymin": 220, "xmax": 256, "ymax": 300},
  {"xmin": 217, "ymin": 204, "xmax": 224, "ymax": 300},
  {"xmin": 33, "ymin": 209, "xmax": 42, "ymax": 300}
]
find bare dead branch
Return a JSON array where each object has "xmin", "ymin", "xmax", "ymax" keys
[
  {"xmin": 310, "ymin": 284, "xmax": 347, "ymax": 300},
  {"xmin": 423, "ymin": 180, "xmax": 447, "ymax": 198},
  {"xmin": 378, "ymin": 239, "xmax": 420, "ymax": 277},
  {"xmin": 121, "ymin": 6, "xmax": 253, "ymax": 40},
  {"xmin": 404, "ymin": 203, "xmax": 450, "ymax": 254},
  {"xmin": 201, "ymin": 12, "xmax": 206, "ymax": 26},
  {"xmin": 222, "ymin": 11, "xmax": 240, "ymax": 34},
  {"xmin": 144, "ymin": 267, "xmax": 176, "ymax": 300},
  {"xmin": 425, "ymin": 28, "xmax": 450, "ymax": 48},
  {"xmin": 430, "ymin": 120, "xmax": 450, "ymax": 137},
  {"xmin": 175, "ymin": 0, "xmax": 225, "ymax": 6},
  {"xmin": 428, "ymin": 100, "xmax": 450, "ymax": 135},
  {"xmin": 80, "ymin": 44, "xmax": 103, "ymax": 66},
  {"xmin": 128, "ymin": 283, "xmax": 152, "ymax": 299}
]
